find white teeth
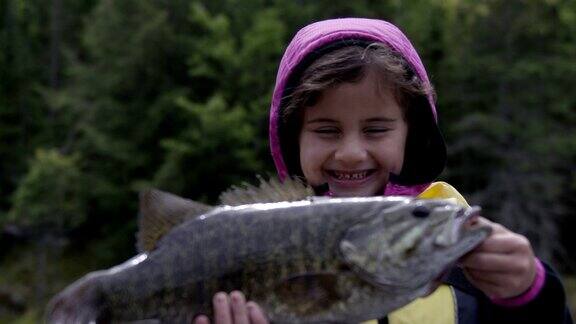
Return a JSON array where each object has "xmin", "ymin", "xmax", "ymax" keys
[{"xmin": 333, "ymin": 171, "xmax": 368, "ymax": 180}]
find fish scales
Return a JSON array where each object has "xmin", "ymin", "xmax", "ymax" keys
[
  {"xmin": 74, "ymin": 201, "xmax": 377, "ymax": 321},
  {"xmin": 47, "ymin": 179, "xmax": 490, "ymax": 324}
]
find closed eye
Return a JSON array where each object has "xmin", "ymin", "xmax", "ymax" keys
[
  {"xmin": 314, "ymin": 127, "xmax": 340, "ymax": 135},
  {"xmin": 363, "ymin": 127, "xmax": 391, "ymax": 135}
]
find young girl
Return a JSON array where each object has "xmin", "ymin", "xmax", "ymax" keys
[{"xmin": 194, "ymin": 18, "xmax": 572, "ymax": 324}]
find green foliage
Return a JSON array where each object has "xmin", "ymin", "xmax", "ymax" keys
[
  {"xmin": 7, "ymin": 149, "xmax": 87, "ymax": 231},
  {"xmin": 154, "ymin": 94, "xmax": 262, "ymax": 201},
  {"xmin": 0, "ymin": 0, "xmax": 47, "ymax": 213}
]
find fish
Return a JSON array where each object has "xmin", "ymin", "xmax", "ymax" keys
[{"xmin": 46, "ymin": 177, "xmax": 491, "ymax": 324}]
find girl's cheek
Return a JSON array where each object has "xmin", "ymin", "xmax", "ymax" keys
[
  {"xmin": 379, "ymin": 133, "xmax": 406, "ymax": 175},
  {"xmin": 300, "ymin": 138, "xmax": 330, "ymax": 183},
  {"xmin": 389, "ymin": 150, "xmax": 404, "ymax": 175}
]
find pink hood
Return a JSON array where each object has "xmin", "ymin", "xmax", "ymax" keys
[{"xmin": 269, "ymin": 18, "xmax": 446, "ymax": 196}]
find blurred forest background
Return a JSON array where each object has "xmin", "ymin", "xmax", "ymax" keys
[{"xmin": 1, "ymin": 0, "xmax": 575, "ymax": 322}]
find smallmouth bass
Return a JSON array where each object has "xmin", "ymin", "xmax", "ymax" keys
[{"xmin": 47, "ymin": 178, "xmax": 490, "ymax": 323}]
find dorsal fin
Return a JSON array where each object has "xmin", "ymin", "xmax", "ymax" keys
[
  {"xmin": 137, "ymin": 188, "xmax": 213, "ymax": 253},
  {"xmin": 219, "ymin": 176, "xmax": 314, "ymax": 206}
]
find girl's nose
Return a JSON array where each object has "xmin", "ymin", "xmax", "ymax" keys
[{"xmin": 334, "ymin": 137, "xmax": 368, "ymax": 166}]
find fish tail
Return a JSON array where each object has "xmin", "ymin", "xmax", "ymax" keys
[{"xmin": 46, "ymin": 273, "xmax": 109, "ymax": 324}]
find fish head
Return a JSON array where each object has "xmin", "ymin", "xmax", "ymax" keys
[{"xmin": 340, "ymin": 199, "xmax": 490, "ymax": 290}]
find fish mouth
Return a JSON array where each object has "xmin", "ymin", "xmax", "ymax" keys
[
  {"xmin": 427, "ymin": 206, "xmax": 486, "ymax": 289},
  {"xmin": 459, "ymin": 206, "xmax": 482, "ymax": 230},
  {"xmin": 435, "ymin": 206, "xmax": 483, "ymax": 247},
  {"xmin": 454, "ymin": 206, "xmax": 483, "ymax": 238}
]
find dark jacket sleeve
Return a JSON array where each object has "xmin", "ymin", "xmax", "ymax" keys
[
  {"xmin": 446, "ymin": 264, "xmax": 573, "ymax": 324},
  {"xmin": 478, "ymin": 262, "xmax": 573, "ymax": 324}
]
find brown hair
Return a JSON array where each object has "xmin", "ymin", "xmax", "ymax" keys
[
  {"xmin": 282, "ymin": 43, "xmax": 433, "ymax": 122},
  {"xmin": 278, "ymin": 42, "xmax": 435, "ymax": 178}
]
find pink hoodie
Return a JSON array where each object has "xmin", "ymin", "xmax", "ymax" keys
[{"xmin": 269, "ymin": 18, "xmax": 446, "ymax": 197}]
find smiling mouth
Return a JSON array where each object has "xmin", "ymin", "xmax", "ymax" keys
[{"xmin": 327, "ymin": 170, "xmax": 376, "ymax": 181}]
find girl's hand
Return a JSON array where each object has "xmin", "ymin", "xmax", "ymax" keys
[
  {"xmin": 459, "ymin": 217, "xmax": 537, "ymax": 299},
  {"xmin": 193, "ymin": 291, "xmax": 269, "ymax": 324}
]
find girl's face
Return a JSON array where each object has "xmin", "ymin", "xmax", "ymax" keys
[{"xmin": 299, "ymin": 71, "xmax": 408, "ymax": 197}]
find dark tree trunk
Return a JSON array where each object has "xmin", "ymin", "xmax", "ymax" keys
[{"xmin": 49, "ymin": 0, "xmax": 62, "ymax": 89}]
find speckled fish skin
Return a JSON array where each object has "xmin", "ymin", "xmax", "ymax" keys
[{"xmin": 46, "ymin": 195, "xmax": 490, "ymax": 324}]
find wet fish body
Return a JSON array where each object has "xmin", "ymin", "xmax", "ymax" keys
[{"xmin": 47, "ymin": 180, "xmax": 490, "ymax": 324}]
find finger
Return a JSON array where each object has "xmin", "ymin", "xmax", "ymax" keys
[
  {"xmin": 459, "ymin": 252, "xmax": 519, "ymax": 273},
  {"xmin": 474, "ymin": 217, "xmax": 509, "ymax": 234},
  {"xmin": 230, "ymin": 291, "xmax": 249, "ymax": 324},
  {"xmin": 465, "ymin": 268, "xmax": 511, "ymax": 286},
  {"xmin": 464, "ymin": 268, "xmax": 534, "ymax": 299},
  {"xmin": 463, "ymin": 249, "xmax": 535, "ymax": 276},
  {"xmin": 247, "ymin": 302, "xmax": 269, "ymax": 324},
  {"xmin": 470, "ymin": 232, "xmax": 531, "ymax": 254},
  {"xmin": 194, "ymin": 315, "xmax": 211, "ymax": 324},
  {"xmin": 213, "ymin": 292, "xmax": 232, "ymax": 324},
  {"xmin": 469, "ymin": 262, "xmax": 536, "ymax": 289},
  {"xmin": 463, "ymin": 267, "xmax": 514, "ymax": 297},
  {"xmin": 464, "ymin": 272, "xmax": 507, "ymax": 298}
]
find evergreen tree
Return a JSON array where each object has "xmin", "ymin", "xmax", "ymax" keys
[{"xmin": 434, "ymin": 0, "xmax": 576, "ymax": 264}]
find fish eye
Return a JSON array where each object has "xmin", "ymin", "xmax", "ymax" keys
[{"xmin": 412, "ymin": 206, "xmax": 430, "ymax": 218}]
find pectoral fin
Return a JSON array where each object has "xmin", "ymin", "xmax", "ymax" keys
[{"xmin": 137, "ymin": 189, "xmax": 213, "ymax": 253}]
